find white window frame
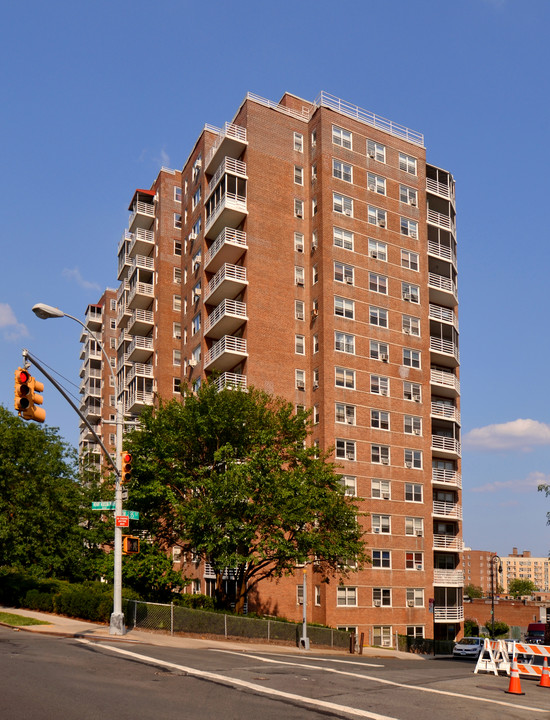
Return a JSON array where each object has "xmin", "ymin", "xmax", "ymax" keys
[
  {"xmin": 405, "ymin": 448, "xmax": 423, "ymax": 469},
  {"xmin": 333, "ymin": 192, "xmax": 354, "ymax": 216},
  {"xmin": 336, "ymin": 438, "xmax": 356, "ymax": 461},
  {"xmin": 368, "ymin": 206, "xmax": 387, "ymax": 227},
  {"xmin": 406, "ymin": 552, "xmax": 424, "ymax": 571},
  {"xmin": 294, "ymin": 232, "xmax": 305, "ymax": 253},
  {"xmin": 174, "ymin": 213, "xmax": 182, "ymax": 229},
  {"xmin": 367, "ymin": 139, "xmax": 386, "ymax": 163},
  {"xmin": 399, "ymin": 152, "xmax": 417, "ymax": 175},
  {"xmin": 335, "ymin": 403, "xmax": 356, "ymax": 425},
  {"xmin": 334, "ymin": 261, "xmax": 354, "ymax": 285},
  {"xmin": 368, "ymin": 239, "xmax": 387, "ymax": 261},
  {"xmin": 332, "ymin": 125, "xmax": 352, "ymax": 149},
  {"xmin": 400, "ymin": 185, "xmax": 418, "ymax": 206},
  {"xmin": 369, "ymin": 272, "xmax": 388, "ymax": 295},
  {"xmin": 401, "ymin": 217, "xmax": 418, "ymax": 238},
  {"xmin": 371, "ymin": 444, "xmax": 390, "ymax": 465},
  {"xmin": 370, "ymin": 341, "xmax": 389, "ymax": 361},
  {"xmin": 340, "ymin": 475, "xmax": 357, "ymax": 496},
  {"xmin": 405, "ymin": 517, "xmax": 424, "ymax": 536},
  {"xmin": 405, "ymin": 483, "xmax": 423, "ymax": 503},
  {"xmin": 371, "ymin": 479, "xmax": 391, "ymax": 499},
  {"xmin": 294, "ymin": 132, "xmax": 304, "ymax": 152},
  {"xmin": 335, "ymin": 366, "xmax": 355, "ymax": 389},
  {"xmin": 294, "ymin": 198, "xmax": 304, "ymax": 219},
  {"xmin": 403, "ymin": 348, "xmax": 421, "ymax": 369},
  {"xmin": 402, "ymin": 283, "xmax": 420, "ymax": 303},
  {"xmin": 334, "ymin": 296, "xmax": 354, "ymax": 319},
  {"xmin": 372, "ymin": 514, "xmax": 391, "ymax": 534},
  {"xmin": 334, "ymin": 226, "xmax": 354, "ymax": 250},
  {"xmin": 370, "ymin": 375, "xmax": 389, "ymax": 396},
  {"xmin": 404, "ymin": 416, "xmax": 422, "ymax": 436},
  {"xmin": 295, "ymin": 299, "xmax": 305, "ymax": 321},
  {"xmin": 174, "ymin": 186, "xmax": 182, "ymax": 203},
  {"xmin": 337, "ymin": 586, "xmax": 357, "ymax": 606},
  {"xmin": 404, "ymin": 381, "xmax": 421, "ymax": 402},
  {"xmin": 295, "ymin": 266, "xmax": 305, "ymax": 286},
  {"xmin": 369, "ymin": 306, "xmax": 388, "ymax": 328},
  {"xmin": 333, "ymin": 158, "xmax": 353, "ymax": 183},
  {"xmin": 402, "ymin": 315, "xmax": 420, "ymax": 336},
  {"xmin": 401, "ymin": 249, "xmax": 419, "ymax": 271},
  {"xmin": 373, "ymin": 587, "xmax": 392, "ymax": 607},
  {"xmin": 371, "ymin": 410, "xmax": 390, "ymax": 431},
  {"xmin": 367, "ymin": 172, "xmax": 386, "ymax": 195},
  {"xmin": 372, "ymin": 550, "xmax": 391, "ymax": 568},
  {"xmin": 406, "ymin": 588, "xmax": 424, "ymax": 607},
  {"xmin": 191, "ymin": 313, "xmax": 201, "ymax": 336},
  {"xmin": 295, "ymin": 335, "xmax": 305, "ymax": 355},
  {"xmin": 335, "ymin": 331, "xmax": 355, "ymax": 354},
  {"xmin": 294, "ymin": 166, "xmax": 304, "ymax": 185},
  {"xmin": 295, "ymin": 369, "xmax": 306, "ymax": 390}
]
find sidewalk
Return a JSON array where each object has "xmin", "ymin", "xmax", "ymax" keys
[{"xmin": 0, "ymin": 606, "xmax": 421, "ymax": 660}]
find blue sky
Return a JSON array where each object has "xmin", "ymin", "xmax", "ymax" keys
[{"xmin": 2, "ymin": 0, "xmax": 549, "ymax": 558}]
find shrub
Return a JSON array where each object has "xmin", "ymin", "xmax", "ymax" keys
[
  {"xmin": 22, "ymin": 589, "xmax": 54, "ymax": 613},
  {"xmin": 173, "ymin": 593, "xmax": 215, "ymax": 610}
]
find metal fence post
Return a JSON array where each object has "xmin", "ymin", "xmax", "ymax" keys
[
  {"xmin": 171, "ymin": 603, "xmax": 174, "ymax": 636},
  {"xmin": 267, "ymin": 619, "xmax": 270, "ymax": 643},
  {"xmin": 224, "ymin": 613, "xmax": 227, "ymax": 638}
]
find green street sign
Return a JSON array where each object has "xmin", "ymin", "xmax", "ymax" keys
[
  {"xmin": 122, "ymin": 510, "xmax": 139, "ymax": 520},
  {"xmin": 92, "ymin": 501, "xmax": 116, "ymax": 510}
]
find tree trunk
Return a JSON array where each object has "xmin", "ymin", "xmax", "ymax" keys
[{"xmin": 234, "ymin": 565, "xmax": 247, "ymax": 614}]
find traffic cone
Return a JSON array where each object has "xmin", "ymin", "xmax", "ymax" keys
[
  {"xmin": 505, "ymin": 657, "xmax": 525, "ymax": 695},
  {"xmin": 538, "ymin": 657, "xmax": 550, "ymax": 688}
]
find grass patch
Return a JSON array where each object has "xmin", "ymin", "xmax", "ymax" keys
[{"xmin": 0, "ymin": 612, "xmax": 51, "ymax": 626}]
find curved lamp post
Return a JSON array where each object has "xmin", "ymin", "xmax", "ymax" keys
[{"xmin": 490, "ymin": 553, "xmax": 503, "ymax": 640}]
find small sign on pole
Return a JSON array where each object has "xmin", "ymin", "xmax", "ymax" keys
[
  {"xmin": 92, "ymin": 501, "xmax": 116, "ymax": 510},
  {"xmin": 116, "ymin": 515, "xmax": 130, "ymax": 528},
  {"xmin": 122, "ymin": 510, "xmax": 140, "ymax": 520}
]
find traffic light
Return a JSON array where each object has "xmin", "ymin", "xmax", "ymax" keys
[
  {"xmin": 14, "ymin": 367, "xmax": 46, "ymax": 423},
  {"xmin": 122, "ymin": 536, "xmax": 140, "ymax": 554},
  {"xmin": 121, "ymin": 452, "xmax": 132, "ymax": 484}
]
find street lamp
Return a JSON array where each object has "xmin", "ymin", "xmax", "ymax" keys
[
  {"xmin": 32, "ymin": 302, "xmax": 125, "ymax": 635},
  {"xmin": 490, "ymin": 553, "xmax": 503, "ymax": 640}
]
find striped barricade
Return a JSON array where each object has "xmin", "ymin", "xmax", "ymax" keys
[
  {"xmin": 474, "ymin": 638, "xmax": 510, "ymax": 676},
  {"xmin": 504, "ymin": 641, "xmax": 550, "ymax": 679}
]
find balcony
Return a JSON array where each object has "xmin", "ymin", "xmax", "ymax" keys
[
  {"xmin": 427, "ymin": 208, "xmax": 455, "ymax": 234},
  {"xmin": 434, "ymin": 605, "xmax": 464, "ymax": 623},
  {"xmin": 84, "ymin": 306, "xmax": 102, "ymax": 331},
  {"xmin": 433, "ymin": 534, "xmax": 463, "ymax": 552},
  {"xmin": 127, "ymin": 363, "xmax": 154, "ymax": 383},
  {"xmin": 432, "ymin": 501, "xmax": 463, "ymax": 520},
  {"xmin": 430, "ymin": 336, "xmax": 459, "ymax": 367},
  {"xmin": 205, "ymin": 123, "xmax": 248, "ymax": 173},
  {"xmin": 128, "ymin": 281, "xmax": 154, "ymax": 310},
  {"xmin": 204, "ymin": 299, "xmax": 247, "ymax": 339},
  {"xmin": 82, "ymin": 399, "xmax": 101, "ymax": 420},
  {"xmin": 205, "ymin": 192, "xmax": 247, "ymax": 240},
  {"xmin": 430, "ymin": 368, "xmax": 460, "ymax": 397},
  {"xmin": 214, "ymin": 372, "xmax": 247, "ymax": 392},
  {"xmin": 433, "ymin": 569, "xmax": 464, "ymax": 587},
  {"xmin": 428, "ymin": 240, "xmax": 457, "ymax": 267},
  {"xmin": 431, "ymin": 401, "xmax": 460, "ymax": 424},
  {"xmin": 432, "ymin": 468, "xmax": 461, "ymax": 489},
  {"xmin": 128, "ymin": 254, "xmax": 154, "ymax": 279},
  {"xmin": 426, "ymin": 177, "xmax": 455, "ymax": 202},
  {"xmin": 127, "ymin": 309, "xmax": 154, "ymax": 335},
  {"xmin": 127, "ymin": 336, "xmax": 154, "ymax": 363},
  {"xmin": 81, "ymin": 345, "xmax": 101, "ymax": 363},
  {"xmin": 429, "ymin": 304, "xmax": 458, "ymax": 330},
  {"xmin": 117, "ymin": 299, "xmax": 131, "ymax": 329},
  {"xmin": 206, "ymin": 157, "xmax": 247, "ymax": 200},
  {"xmin": 205, "ymin": 227, "xmax": 247, "ymax": 273},
  {"xmin": 129, "ymin": 228, "xmax": 155, "ymax": 257},
  {"xmin": 432, "ymin": 435, "xmax": 461, "ymax": 458},
  {"xmin": 117, "ymin": 330, "xmax": 132, "ymax": 349},
  {"xmin": 428, "ymin": 273, "xmax": 457, "ymax": 304},
  {"xmin": 117, "ymin": 253, "xmax": 131, "ymax": 281},
  {"xmin": 129, "ymin": 201, "xmax": 155, "ymax": 232},
  {"xmin": 126, "ymin": 390, "xmax": 154, "ymax": 414},
  {"xmin": 204, "ymin": 335, "xmax": 248, "ymax": 372},
  {"xmin": 204, "ymin": 263, "xmax": 248, "ymax": 306}
]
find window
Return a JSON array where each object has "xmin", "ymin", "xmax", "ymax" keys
[
  {"xmin": 371, "ymin": 479, "xmax": 391, "ymax": 499},
  {"xmin": 332, "ymin": 125, "xmax": 352, "ymax": 149},
  {"xmin": 370, "ymin": 341, "xmax": 389, "ymax": 362},
  {"xmin": 402, "ymin": 283, "xmax": 419, "ymax": 303},
  {"xmin": 294, "ymin": 166, "xmax": 304, "ymax": 185},
  {"xmin": 337, "ymin": 586, "xmax": 357, "ymax": 606},
  {"xmin": 174, "ymin": 213, "xmax": 182, "ymax": 229},
  {"xmin": 404, "ymin": 416, "xmax": 422, "ymax": 435},
  {"xmin": 367, "ymin": 173, "xmax": 386, "ymax": 195},
  {"xmin": 407, "ymin": 626, "xmax": 424, "ymax": 639},
  {"xmin": 313, "ymin": 334, "xmax": 319, "ymax": 353},
  {"xmin": 403, "ymin": 348, "xmax": 421, "ymax": 368},
  {"xmin": 334, "ymin": 261, "xmax": 354, "ymax": 285},
  {"xmin": 372, "ymin": 550, "xmax": 391, "ymax": 569},
  {"xmin": 405, "ymin": 483, "xmax": 423, "ymax": 503},
  {"xmin": 333, "ymin": 159, "xmax": 353, "ymax": 183},
  {"xmin": 401, "ymin": 250, "xmax": 419, "ymax": 271},
  {"xmin": 401, "ymin": 217, "xmax": 418, "ymax": 238},
  {"xmin": 173, "ymin": 294, "xmax": 181, "ymax": 312},
  {"xmin": 295, "ymin": 369, "xmax": 306, "ymax": 390},
  {"xmin": 295, "ymin": 266, "xmax": 305, "ymax": 286},
  {"xmin": 311, "ymin": 163, "xmax": 317, "ymax": 181},
  {"xmin": 373, "ymin": 626, "xmax": 392, "ymax": 647},
  {"xmin": 372, "ymin": 445, "xmax": 390, "ymax": 465},
  {"xmin": 406, "ymin": 553, "xmax": 424, "ymax": 570},
  {"xmin": 367, "ymin": 139, "xmax": 386, "ymax": 162},
  {"xmin": 334, "ymin": 227, "xmax": 354, "ymax": 250},
  {"xmin": 312, "ymin": 198, "xmax": 318, "ymax": 216},
  {"xmin": 399, "ymin": 152, "xmax": 417, "ymax": 175},
  {"xmin": 192, "ymin": 155, "xmax": 202, "ymax": 181},
  {"xmin": 311, "ymin": 129, "xmax": 317, "ymax": 148},
  {"xmin": 174, "ymin": 186, "xmax": 182, "ymax": 203},
  {"xmin": 368, "ymin": 239, "xmax": 387, "ymax": 261},
  {"xmin": 191, "ymin": 313, "xmax": 201, "ymax": 336},
  {"xmin": 173, "ymin": 322, "xmax": 182, "ymax": 340},
  {"xmin": 335, "ymin": 403, "xmax": 356, "ymax": 425},
  {"xmin": 369, "ymin": 306, "xmax": 388, "ymax": 328},
  {"xmin": 110, "ymin": 299, "xmax": 117, "ymax": 311},
  {"xmin": 340, "ymin": 475, "xmax": 357, "ymax": 496},
  {"xmin": 404, "ymin": 381, "xmax": 421, "ymax": 402},
  {"xmin": 400, "ymin": 185, "xmax": 418, "ymax": 206},
  {"xmin": 311, "ymin": 230, "xmax": 318, "ymax": 251},
  {"xmin": 174, "ymin": 267, "xmax": 182, "ymax": 285},
  {"xmin": 370, "ymin": 375, "xmax": 389, "ymax": 396},
  {"xmin": 368, "ymin": 206, "xmax": 387, "ymax": 227},
  {"xmin": 402, "ymin": 315, "xmax": 420, "ymax": 336},
  {"xmin": 371, "ymin": 410, "xmax": 390, "ymax": 430},
  {"xmin": 335, "ymin": 366, "xmax": 355, "ymax": 389},
  {"xmin": 333, "ymin": 192, "xmax": 353, "ymax": 216},
  {"xmin": 192, "ymin": 218, "xmax": 202, "ymax": 237},
  {"xmin": 312, "ymin": 264, "xmax": 319, "ymax": 284},
  {"xmin": 294, "ymin": 132, "xmax": 303, "ymax": 152},
  {"xmin": 295, "ymin": 335, "xmax": 305, "ymax": 355},
  {"xmin": 294, "ymin": 199, "xmax": 304, "ymax": 218},
  {"xmin": 192, "ymin": 249, "xmax": 202, "ymax": 272},
  {"xmin": 297, "ymin": 585, "xmax": 304, "ymax": 605},
  {"xmin": 406, "ymin": 588, "xmax": 424, "ymax": 607},
  {"xmin": 313, "ymin": 404, "xmax": 320, "ymax": 424},
  {"xmin": 373, "ymin": 588, "xmax": 391, "ymax": 607},
  {"xmin": 369, "ymin": 272, "xmax": 388, "ymax": 294},
  {"xmin": 372, "ymin": 514, "xmax": 391, "ymax": 534},
  {"xmin": 335, "ymin": 296, "xmax": 354, "ymax": 319},
  {"xmin": 405, "ymin": 517, "xmax": 424, "ymax": 536},
  {"xmin": 192, "ymin": 187, "xmax": 201, "ymax": 210},
  {"xmin": 405, "ymin": 449, "xmax": 422, "ymax": 469},
  {"xmin": 173, "ymin": 378, "xmax": 181, "ymax": 394},
  {"xmin": 109, "ymin": 337, "xmax": 116, "ymax": 349},
  {"xmin": 335, "ymin": 331, "xmax": 355, "ymax": 354},
  {"xmin": 336, "ymin": 439, "xmax": 356, "ymax": 461},
  {"xmin": 295, "ymin": 300, "xmax": 305, "ymax": 321},
  {"xmin": 315, "ymin": 586, "xmax": 321, "ymax": 606},
  {"xmin": 192, "ymin": 281, "xmax": 201, "ymax": 303},
  {"xmin": 173, "ymin": 349, "xmax": 181, "ymax": 366},
  {"xmin": 191, "ymin": 344, "xmax": 201, "ymax": 365}
]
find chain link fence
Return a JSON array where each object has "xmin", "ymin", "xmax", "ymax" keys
[{"xmin": 123, "ymin": 598, "xmax": 351, "ymax": 649}]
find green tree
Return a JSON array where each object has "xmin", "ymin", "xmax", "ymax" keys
[
  {"xmin": 0, "ymin": 406, "xmax": 102, "ymax": 580},
  {"xmin": 464, "ymin": 584, "xmax": 483, "ymax": 599},
  {"xmin": 508, "ymin": 578, "xmax": 538, "ymax": 598},
  {"xmin": 126, "ymin": 383, "xmax": 367, "ymax": 613}
]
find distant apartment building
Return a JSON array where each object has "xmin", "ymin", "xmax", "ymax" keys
[
  {"xmin": 463, "ymin": 547, "xmax": 550, "ymax": 595},
  {"xmin": 83, "ymin": 91, "xmax": 463, "ymax": 644}
]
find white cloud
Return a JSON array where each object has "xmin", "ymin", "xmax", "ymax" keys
[
  {"xmin": 470, "ymin": 470, "xmax": 549, "ymax": 494},
  {"xmin": 463, "ymin": 419, "xmax": 550, "ymax": 452},
  {"xmin": 0, "ymin": 303, "xmax": 28, "ymax": 341},
  {"xmin": 62, "ymin": 267, "xmax": 101, "ymax": 292}
]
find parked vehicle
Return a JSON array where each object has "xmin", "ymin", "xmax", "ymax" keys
[
  {"xmin": 525, "ymin": 623, "xmax": 546, "ymax": 645},
  {"xmin": 452, "ymin": 637, "xmax": 484, "ymax": 658}
]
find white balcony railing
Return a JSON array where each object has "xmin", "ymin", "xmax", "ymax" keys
[
  {"xmin": 433, "ymin": 534, "xmax": 463, "ymax": 551},
  {"xmin": 426, "ymin": 177, "xmax": 453, "ymax": 200},
  {"xmin": 214, "ymin": 372, "xmax": 247, "ymax": 393},
  {"xmin": 430, "ymin": 337, "xmax": 459, "ymax": 362},
  {"xmin": 205, "ymin": 227, "xmax": 247, "ymax": 268},
  {"xmin": 432, "ymin": 468, "xmax": 462, "ymax": 488},
  {"xmin": 431, "ymin": 401, "xmax": 460, "ymax": 423},
  {"xmin": 432, "ymin": 435, "xmax": 461, "ymax": 456},
  {"xmin": 127, "ymin": 390, "xmax": 154, "ymax": 410},
  {"xmin": 129, "ymin": 227, "xmax": 155, "ymax": 255},
  {"xmin": 434, "ymin": 606, "xmax": 464, "ymax": 622},
  {"xmin": 127, "ymin": 336, "xmax": 153, "ymax": 355},
  {"xmin": 428, "ymin": 273, "xmax": 457, "ymax": 297},
  {"xmin": 433, "ymin": 569, "xmax": 464, "ymax": 586},
  {"xmin": 430, "ymin": 368, "xmax": 460, "ymax": 395},
  {"xmin": 205, "ymin": 122, "xmax": 247, "ymax": 170},
  {"xmin": 204, "ymin": 299, "xmax": 247, "ymax": 334},
  {"xmin": 205, "ymin": 335, "xmax": 247, "ymax": 366},
  {"xmin": 129, "ymin": 309, "xmax": 154, "ymax": 326},
  {"xmin": 127, "ymin": 363, "xmax": 154, "ymax": 383},
  {"xmin": 130, "ymin": 255, "xmax": 155, "ymax": 272},
  {"xmin": 432, "ymin": 501, "xmax": 463, "ymax": 520},
  {"xmin": 129, "ymin": 201, "xmax": 155, "ymax": 227},
  {"xmin": 429, "ymin": 303, "xmax": 458, "ymax": 329},
  {"xmin": 205, "ymin": 263, "xmax": 247, "ymax": 303},
  {"xmin": 128, "ymin": 282, "xmax": 154, "ymax": 304},
  {"xmin": 428, "ymin": 240, "xmax": 457, "ymax": 266},
  {"xmin": 427, "ymin": 208, "xmax": 455, "ymax": 232},
  {"xmin": 205, "ymin": 192, "xmax": 247, "ymax": 235},
  {"xmin": 207, "ymin": 157, "xmax": 247, "ymax": 198}
]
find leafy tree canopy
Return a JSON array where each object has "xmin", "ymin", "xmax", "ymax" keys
[
  {"xmin": 464, "ymin": 584, "xmax": 483, "ymax": 599},
  {"xmin": 508, "ymin": 578, "xmax": 538, "ymax": 598},
  {"xmin": 125, "ymin": 383, "xmax": 367, "ymax": 612}
]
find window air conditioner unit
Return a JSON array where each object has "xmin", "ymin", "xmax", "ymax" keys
[
  {"xmin": 381, "ymin": 458, "xmax": 389, "ymax": 465},
  {"xmin": 416, "ymin": 564, "xmax": 423, "ymax": 570},
  {"xmin": 404, "ymin": 328, "xmax": 410, "ymax": 334},
  {"xmin": 374, "ymin": 528, "xmax": 380, "ymax": 534},
  {"xmin": 373, "ymin": 599, "xmax": 381, "ymax": 606},
  {"xmin": 346, "ymin": 418, "xmax": 354, "ymax": 425},
  {"xmin": 381, "ymin": 353, "xmax": 388, "ymax": 362},
  {"xmin": 189, "ymin": 232, "xmax": 197, "ymax": 240},
  {"xmin": 380, "ymin": 389, "xmax": 388, "ymax": 396},
  {"xmin": 368, "ymin": 151, "xmax": 375, "ymax": 159},
  {"xmin": 344, "ymin": 209, "xmax": 352, "ymax": 217},
  {"xmin": 403, "ymin": 293, "xmax": 411, "ymax": 301},
  {"xmin": 297, "ymin": 381, "xmax": 305, "ymax": 390},
  {"xmin": 195, "ymin": 159, "xmax": 202, "ymax": 169},
  {"xmin": 378, "ymin": 220, "xmax": 385, "ymax": 228},
  {"xmin": 416, "ymin": 531, "xmax": 423, "ymax": 537},
  {"xmin": 296, "ymin": 279, "xmax": 304, "ymax": 286},
  {"xmin": 313, "ymin": 381, "xmax": 319, "ymax": 390},
  {"xmin": 189, "ymin": 358, "xmax": 198, "ymax": 367},
  {"xmin": 368, "ymin": 184, "xmax": 376, "ymax": 192},
  {"xmin": 413, "ymin": 429, "xmax": 420, "ymax": 436},
  {"xmin": 382, "ymin": 493, "xmax": 390, "ymax": 500},
  {"xmin": 311, "ymin": 308, "xmax": 318, "ymax": 319},
  {"xmin": 297, "ymin": 246, "xmax": 303, "ymax": 253},
  {"xmin": 296, "ymin": 211, "xmax": 303, "ymax": 219},
  {"xmin": 411, "ymin": 199, "xmax": 417, "ymax": 207},
  {"xmin": 345, "ymin": 277, "xmax": 353, "ymax": 285},
  {"xmin": 410, "ymin": 231, "xmax": 417, "ymax": 239},
  {"xmin": 413, "ymin": 395, "xmax": 421, "ymax": 403},
  {"xmin": 405, "ymin": 461, "xmax": 412, "ymax": 468},
  {"xmin": 370, "ymin": 251, "xmax": 378, "ymax": 258},
  {"xmin": 346, "ymin": 453, "xmax": 355, "ymax": 461},
  {"xmin": 407, "ymin": 600, "xmax": 414, "ymax": 607}
]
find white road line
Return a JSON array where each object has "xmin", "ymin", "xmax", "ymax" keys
[
  {"xmin": 248, "ymin": 652, "xmax": 384, "ymax": 668},
  {"xmin": 77, "ymin": 639, "xmax": 398, "ymax": 720},
  {"xmin": 211, "ymin": 649, "xmax": 548, "ymax": 714}
]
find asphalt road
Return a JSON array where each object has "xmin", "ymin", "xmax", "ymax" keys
[{"xmin": 1, "ymin": 628, "xmax": 548, "ymax": 720}]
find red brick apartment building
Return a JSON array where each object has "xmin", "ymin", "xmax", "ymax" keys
[{"xmin": 81, "ymin": 91, "xmax": 462, "ymax": 645}]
